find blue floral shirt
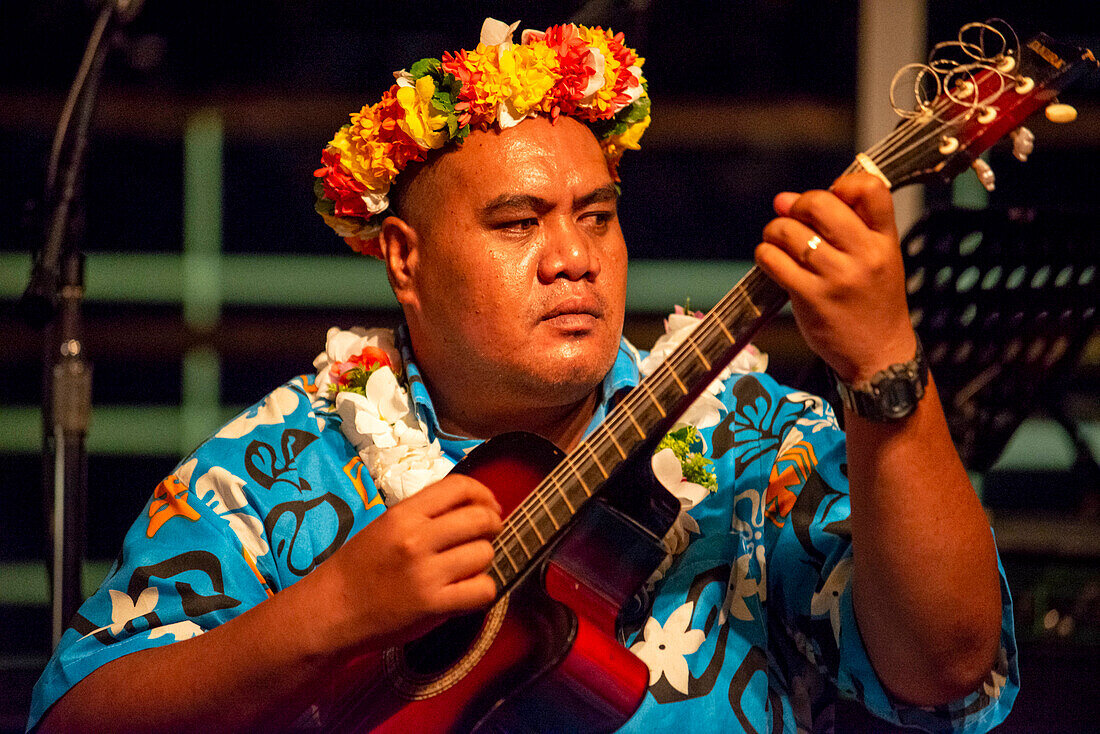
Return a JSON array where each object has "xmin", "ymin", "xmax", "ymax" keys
[{"xmin": 28, "ymin": 336, "xmax": 1019, "ymax": 732}]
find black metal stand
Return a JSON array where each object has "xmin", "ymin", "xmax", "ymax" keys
[
  {"xmin": 20, "ymin": 0, "xmax": 144, "ymax": 648},
  {"xmin": 900, "ymin": 206, "xmax": 1099, "ymax": 474}
]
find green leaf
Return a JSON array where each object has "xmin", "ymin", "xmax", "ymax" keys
[
  {"xmin": 409, "ymin": 58, "xmax": 442, "ymax": 79},
  {"xmin": 439, "ymin": 72, "xmax": 463, "ymax": 98},
  {"xmin": 656, "ymin": 425, "xmax": 717, "ymax": 490},
  {"xmin": 313, "ymin": 179, "xmax": 335, "ymax": 216}
]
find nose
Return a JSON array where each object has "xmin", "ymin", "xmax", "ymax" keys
[{"xmin": 537, "ymin": 219, "xmax": 601, "ymax": 284}]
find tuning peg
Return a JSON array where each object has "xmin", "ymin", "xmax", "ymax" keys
[
  {"xmin": 1010, "ymin": 126, "xmax": 1035, "ymax": 162},
  {"xmin": 971, "ymin": 158, "xmax": 996, "ymax": 192},
  {"xmin": 1045, "ymin": 102, "xmax": 1078, "ymax": 123}
]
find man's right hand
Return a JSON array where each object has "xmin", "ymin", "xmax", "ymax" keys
[{"xmin": 312, "ymin": 474, "xmax": 503, "ymax": 658}]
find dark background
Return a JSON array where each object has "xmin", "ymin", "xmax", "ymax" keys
[{"xmin": 1, "ymin": 1, "xmax": 1097, "ymax": 731}]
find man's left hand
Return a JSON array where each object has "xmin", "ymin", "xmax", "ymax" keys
[{"xmin": 755, "ymin": 172, "xmax": 916, "ymax": 384}]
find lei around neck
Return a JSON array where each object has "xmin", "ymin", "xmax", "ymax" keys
[
  {"xmin": 312, "ymin": 17, "xmax": 651, "ymax": 258},
  {"xmin": 311, "ymin": 313, "xmax": 768, "ymax": 562}
]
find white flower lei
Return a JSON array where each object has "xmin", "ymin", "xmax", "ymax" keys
[
  {"xmin": 313, "ymin": 312, "xmax": 768, "ymax": 529},
  {"xmin": 312, "ymin": 327, "xmax": 453, "ymax": 506}
]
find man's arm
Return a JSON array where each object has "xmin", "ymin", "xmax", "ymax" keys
[
  {"xmin": 754, "ymin": 173, "xmax": 1002, "ymax": 706},
  {"xmin": 38, "ymin": 475, "xmax": 502, "ymax": 732}
]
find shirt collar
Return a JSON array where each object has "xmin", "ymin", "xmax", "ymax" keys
[{"xmin": 397, "ymin": 325, "xmax": 643, "ymax": 463}]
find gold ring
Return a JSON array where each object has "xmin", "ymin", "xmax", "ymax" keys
[{"xmin": 801, "ymin": 235, "xmax": 822, "ymax": 264}]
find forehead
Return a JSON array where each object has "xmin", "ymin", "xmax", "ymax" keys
[{"xmin": 426, "ymin": 116, "xmax": 612, "ymax": 205}]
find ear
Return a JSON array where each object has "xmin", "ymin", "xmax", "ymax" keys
[{"xmin": 378, "ymin": 215, "xmax": 421, "ymax": 310}]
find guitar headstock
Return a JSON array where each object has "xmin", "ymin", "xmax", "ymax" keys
[{"xmin": 866, "ymin": 21, "xmax": 1098, "ymax": 192}]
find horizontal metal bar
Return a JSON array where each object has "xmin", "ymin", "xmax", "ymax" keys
[
  {"xmin": 0, "ymin": 405, "xmax": 243, "ymax": 456},
  {"xmin": 1, "ymin": 560, "xmax": 112, "ymax": 606},
  {"xmin": 0, "ymin": 253, "xmax": 753, "ymax": 311}
]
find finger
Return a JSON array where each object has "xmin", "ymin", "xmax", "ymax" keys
[
  {"xmin": 426, "ymin": 504, "xmax": 502, "ymax": 552},
  {"xmin": 754, "ymin": 241, "xmax": 818, "ymax": 297},
  {"xmin": 761, "ymin": 217, "xmax": 843, "ymax": 274},
  {"xmin": 435, "ymin": 539, "xmax": 496, "ymax": 583},
  {"xmin": 408, "ymin": 475, "xmax": 502, "ymax": 518},
  {"xmin": 434, "ymin": 573, "xmax": 499, "ymax": 615},
  {"xmin": 773, "ymin": 191, "xmax": 799, "ymax": 217},
  {"xmin": 829, "ymin": 172, "xmax": 897, "ymax": 237},
  {"xmin": 782, "ymin": 189, "xmax": 874, "ymax": 254}
]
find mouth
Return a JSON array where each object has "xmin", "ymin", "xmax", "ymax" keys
[{"xmin": 541, "ymin": 297, "xmax": 603, "ymax": 330}]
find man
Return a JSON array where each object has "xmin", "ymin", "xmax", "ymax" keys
[{"xmin": 30, "ymin": 19, "xmax": 1018, "ymax": 732}]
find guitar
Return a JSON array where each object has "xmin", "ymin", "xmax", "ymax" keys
[{"xmin": 324, "ymin": 24, "xmax": 1096, "ymax": 733}]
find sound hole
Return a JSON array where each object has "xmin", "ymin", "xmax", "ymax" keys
[{"xmin": 402, "ymin": 610, "xmax": 488, "ymax": 676}]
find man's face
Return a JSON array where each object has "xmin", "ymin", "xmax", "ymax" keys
[{"xmin": 395, "ymin": 116, "xmax": 628, "ymax": 419}]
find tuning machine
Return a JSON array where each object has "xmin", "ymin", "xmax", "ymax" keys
[
  {"xmin": 1045, "ymin": 100, "xmax": 1078, "ymax": 123},
  {"xmin": 1010, "ymin": 126, "xmax": 1035, "ymax": 162},
  {"xmin": 971, "ymin": 158, "xmax": 996, "ymax": 192}
]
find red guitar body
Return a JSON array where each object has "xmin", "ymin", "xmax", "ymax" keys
[{"xmin": 328, "ymin": 432, "xmax": 679, "ymax": 733}]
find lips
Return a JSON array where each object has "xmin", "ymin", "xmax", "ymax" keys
[{"xmin": 541, "ymin": 296, "xmax": 603, "ymax": 322}]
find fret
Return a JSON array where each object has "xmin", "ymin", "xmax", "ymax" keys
[
  {"xmin": 582, "ymin": 440, "xmax": 609, "ymax": 478},
  {"xmin": 667, "ymin": 365, "xmax": 688, "ymax": 394},
  {"xmin": 605, "ymin": 429, "xmax": 628, "ymax": 459},
  {"xmin": 519, "ymin": 515, "xmax": 545, "ymax": 548},
  {"xmin": 549, "ymin": 473, "xmax": 576, "ymax": 513},
  {"xmin": 561, "ymin": 454, "xmax": 592, "ymax": 497},
  {"xmin": 686, "ymin": 335, "xmax": 712, "ymax": 369},
  {"xmin": 505, "ymin": 531, "xmax": 533, "ymax": 564},
  {"xmin": 638, "ymin": 380, "xmax": 667, "ymax": 417},
  {"xmin": 622, "ymin": 404, "xmax": 647, "ymax": 439},
  {"xmin": 496, "ymin": 540, "xmax": 521, "ymax": 572},
  {"xmin": 489, "ymin": 562, "xmax": 507, "ymax": 589},
  {"xmin": 714, "ymin": 315, "xmax": 736, "ymax": 345},
  {"xmin": 532, "ymin": 489, "xmax": 562, "ymax": 531}
]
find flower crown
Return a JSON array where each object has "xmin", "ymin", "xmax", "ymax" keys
[{"xmin": 313, "ymin": 17, "xmax": 651, "ymax": 258}]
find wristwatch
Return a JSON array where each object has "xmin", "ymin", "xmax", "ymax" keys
[{"xmin": 834, "ymin": 336, "xmax": 928, "ymax": 421}]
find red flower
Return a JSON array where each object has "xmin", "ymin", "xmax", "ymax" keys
[
  {"xmin": 330, "ymin": 345, "xmax": 395, "ymax": 388},
  {"xmin": 349, "ymin": 346, "xmax": 394, "ymax": 372},
  {"xmin": 376, "ymin": 89, "xmax": 429, "ymax": 169},
  {"xmin": 539, "ymin": 25, "xmax": 596, "ymax": 119},
  {"xmin": 442, "ymin": 49, "xmax": 494, "ymax": 125},
  {"xmin": 314, "ymin": 148, "xmax": 373, "ymax": 219}
]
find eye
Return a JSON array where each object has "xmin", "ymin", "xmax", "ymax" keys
[
  {"xmin": 582, "ymin": 210, "xmax": 615, "ymax": 231},
  {"xmin": 500, "ymin": 217, "xmax": 538, "ymax": 234}
]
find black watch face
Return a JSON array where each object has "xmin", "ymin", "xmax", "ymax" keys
[{"xmin": 880, "ymin": 378, "xmax": 916, "ymax": 418}]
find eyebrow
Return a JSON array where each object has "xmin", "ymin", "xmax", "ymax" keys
[{"xmin": 478, "ymin": 184, "xmax": 619, "ymax": 220}]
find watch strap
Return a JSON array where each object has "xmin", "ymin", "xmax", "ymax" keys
[{"xmin": 835, "ymin": 336, "xmax": 929, "ymax": 421}]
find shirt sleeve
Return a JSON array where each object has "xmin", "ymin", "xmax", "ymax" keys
[
  {"xmin": 26, "ymin": 451, "xmax": 275, "ymax": 730},
  {"xmin": 27, "ymin": 376, "xmax": 380, "ymax": 731},
  {"xmin": 760, "ymin": 376, "xmax": 1020, "ymax": 733}
]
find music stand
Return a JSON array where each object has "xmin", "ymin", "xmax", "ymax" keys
[{"xmin": 900, "ymin": 206, "xmax": 1098, "ymax": 475}]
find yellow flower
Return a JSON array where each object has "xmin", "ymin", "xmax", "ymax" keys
[
  {"xmin": 613, "ymin": 113, "xmax": 650, "ymax": 152},
  {"xmin": 500, "ymin": 42, "xmax": 560, "ymax": 118},
  {"xmin": 395, "ymin": 76, "xmax": 449, "ymax": 150},
  {"xmin": 463, "ymin": 40, "xmax": 560, "ymax": 126},
  {"xmin": 600, "ymin": 114, "xmax": 651, "ymax": 179},
  {"xmin": 331, "ymin": 107, "xmax": 399, "ymax": 192}
]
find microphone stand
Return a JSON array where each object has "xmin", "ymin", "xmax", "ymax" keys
[{"xmin": 20, "ymin": 0, "xmax": 144, "ymax": 648}]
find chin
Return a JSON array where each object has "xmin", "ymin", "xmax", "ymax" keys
[{"xmin": 522, "ymin": 344, "xmax": 617, "ymax": 402}]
